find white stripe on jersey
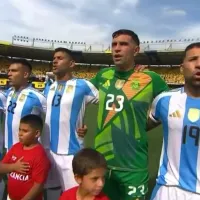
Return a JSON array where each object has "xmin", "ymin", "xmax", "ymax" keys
[
  {"xmin": 5, "ymin": 87, "xmax": 46, "ymax": 149},
  {"xmin": 150, "ymin": 87, "xmax": 200, "ymax": 194},
  {"xmin": 45, "ymin": 79, "xmax": 98, "ymax": 155}
]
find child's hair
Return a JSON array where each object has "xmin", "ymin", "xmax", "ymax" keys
[
  {"xmin": 72, "ymin": 148, "xmax": 107, "ymax": 176},
  {"xmin": 20, "ymin": 114, "xmax": 43, "ymax": 131}
]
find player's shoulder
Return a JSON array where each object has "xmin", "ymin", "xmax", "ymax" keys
[
  {"xmin": 25, "ymin": 87, "xmax": 46, "ymax": 99},
  {"xmin": 60, "ymin": 186, "xmax": 77, "ymax": 198},
  {"xmin": 0, "ymin": 90, "xmax": 6, "ymax": 98},
  {"xmin": 155, "ymin": 87, "xmax": 183, "ymax": 102},
  {"xmin": 96, "ymin": 67, "xmax": 115, "ymax": 79},
  {"xmin": 143, "ymin": 70, "xmax": 162, "ymax": 79},
  {"xmin": 9, "ymin": 142, "xmax": 22, "ymax": 151}
]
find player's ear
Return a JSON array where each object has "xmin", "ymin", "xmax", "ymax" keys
[
  {"xmin": 74, "ymin": 174, "xmax": 82, "ymax": 185},
  {"xmin": 35, "ymin": 130, "xmax": 41, "ymax": 138},
  {"xmin": 134, "ymin": 46, "xmax": 140, "ymax": 57},
  {"xmin": 180, "ymin": 63, "xmax": 183, "ymax": 74},
  {"xmin": 70, "ymin": 60, "xmax": 75, "ymax": 69}
]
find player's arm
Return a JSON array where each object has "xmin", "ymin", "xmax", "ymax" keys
[
  {"xmin": 85, "ymin": 80, "xmax": 99, "ymax": 104},
  {"xmin": 146, "ymin": 93, "xmax": 163, "ymax": 131},
  {"xmin": 21, "ymin": 182, "xmax": 43, "ymax": 200},
  {"xmin": 0, "ymin": 157, "xmax": 29, "ymax": 174},
  {"xmin": 23, "ymin": 151, "xmax": 50, "ymax": 200}
]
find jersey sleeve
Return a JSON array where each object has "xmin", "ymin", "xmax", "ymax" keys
[
  {"xmin": 31, "ymin": 94, "xmax": 47, "ymax": 117},
  {"xmin": 149, "ymin": 94, "xmax": 164, "ymax": 123},
  {"xmin": 84, "ymin": 80, "xmax": 99, "ymax": 104},
  {"xmin": 32, "ymin": 150, "xmax": 50, "ymax": 184},
  {"xmin": 2, "ymin": 146, "xmax": 14, "ymax": 163}
]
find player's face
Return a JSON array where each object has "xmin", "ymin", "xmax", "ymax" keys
[
  {"xmin": 18, "ymin": 123, "xmax": 39, "ymax": 146},
  {"xmin": 112, "ymin": 34, "xmax": 139, "ymax": 70},
  {"xmin": 52, "ymin": 51, "xmax": 74, "ymax": 75},
  {"xmin": 182, "ymin": 47, "xmax": 200, "ymax": 87},
  {"xmin": 75, "ymin": 168, "xmax": 106, "ymax": 196},
  {"xmin": 8, "ymin": 64, "xmax": 29, "ymax": 87}
]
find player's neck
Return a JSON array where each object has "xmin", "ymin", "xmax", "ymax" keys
[
  {"xmin": 76, "ymin": 187, "xmax": 95, "ymax": 200},
  {"xmin": 23, "ymin": 142, "xmax": 39, "ymax": 150},
  {"xmin": 14, "ymin": 83, "xmax": 29, "ymax": 91},
  {"xmin": 184, "ymin": 84, "xmax": 200, "ymax": 98},
  {"xmin": 115, "ymin": 63, "xmax": 135, "ymax": 72},
  {"xmin": 56, "ymin": 73, "xmax": 73, "ymax": 82}
]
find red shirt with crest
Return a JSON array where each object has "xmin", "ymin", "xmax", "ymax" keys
[
  {"xmin": 2, "ymin": 143, "xmax": 50, "ymax": 200},
  {"xmin": 59, "ymin": 186, "xmax": 109, "ymax": 200}
]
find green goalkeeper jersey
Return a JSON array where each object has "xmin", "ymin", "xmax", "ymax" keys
[{"xmin": 91, "ymin": 67, "xmax": 168, "ymax": 172}]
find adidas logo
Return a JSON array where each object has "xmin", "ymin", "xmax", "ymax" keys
[{"xmin": 169, "ymin": 110, "xmax": 181, "ymax": 118}]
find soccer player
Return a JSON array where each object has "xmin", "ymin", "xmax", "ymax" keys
[
  {"xmin": 5, "ymin": 59, "xmax": 46, "ymax": 150},
  {"xmin": 2, "ymin": 114, "xmax": 50, "ymax": 200},
  {"xmin": 45, "ymin": 47, "xmax": 99, "ymax": 191},
  {"xmin": 59, "ymin": 148, "xmax": 109, "ymax": 200},
  {"xmin": 90, "ymin": 29, "xmax": 169, "ymax": 200},
  {"xmin": 149, "ymin": 43, "xmax": 200, "ymax": 200}
]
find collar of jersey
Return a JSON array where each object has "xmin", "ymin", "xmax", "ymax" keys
[
  {"xmin": 56, "ymin": 78, "xmax": 75, "ymax": 84},
  {"xmin": 13, "ymin": 84, "xmax": 31, "ymax": 93},
  {"xmin": 114, "ymin": 68, "xmax": 134, "ymax": 80}
]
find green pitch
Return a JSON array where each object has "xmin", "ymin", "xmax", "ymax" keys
[{"xmin": 84, "ymin": 104, "xmax": 163, "ymax": 200}]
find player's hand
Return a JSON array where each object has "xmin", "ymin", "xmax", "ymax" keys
[
  {"xmin": 77, "ymin": 125, "xmax": 88, "ymax": 138},
  {"xmin": 135, "ymin": 65, "xmax": 149, "ymax": 72},
  {"xmin": 12, "ymin": 157, "xmax": 30, "ymax": 174}
]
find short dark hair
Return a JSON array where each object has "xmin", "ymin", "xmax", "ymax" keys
[
  {"xmin": 20, "ymin": 114, "xmax": 43, "ymax": 131},
  {"xmin": 72, "ymin": 148, "xmax": 107, "ymax": 176},
  {"xmin": 184, "ymin": 42, "xmax": 200, "ymax": 57},
  {"xmin": 11, "ymin": 58, "xmax": 32, "ymax": 72},
  {"xmin": 54, "ymin": 47, "xmax": 74, "ymax": 60},
  {"xmin": 112, "ymin": 29, "xmax": 140, "ymax": 46}
]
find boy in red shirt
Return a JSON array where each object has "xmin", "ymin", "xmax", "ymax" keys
[
  {"xmin": 1, "ymin": 114, "xmax": 50, "ymax": 200},
  {"xmin": 59, "ymin": 148, "xmax": 109, "ymax": 200}
]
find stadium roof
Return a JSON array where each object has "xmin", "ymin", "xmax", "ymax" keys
[{"xmin": 0, "ymin": 42, "xmax": 184, "ymax": 65}]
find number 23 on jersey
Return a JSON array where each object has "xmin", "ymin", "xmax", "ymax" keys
[{"xmin": 106, "ymin": 94, "xmax": 124, "ymax": 112}]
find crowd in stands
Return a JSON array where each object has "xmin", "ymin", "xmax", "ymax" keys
[{"xmin": 0, "ymin": 57, "xmax": 184, "ymax": 85}]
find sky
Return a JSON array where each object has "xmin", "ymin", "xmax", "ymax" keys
[{"xmin": 0, "ymin": 0, "xmax": 200, "ymax": 49}]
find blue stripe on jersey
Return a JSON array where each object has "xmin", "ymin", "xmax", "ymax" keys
[
  {"xmin": 68, "ymin": 80, "xmax": 90, "ymax": 154},
  {"xmin": 179, "ymin": 98, "xmax": 200, "ymax": 191},
  {"xmin": 7, "ymin": 96, "xmax": 18, "ymax": 149},
  {"xmin": 50, "ymin": 84, "xmax": 65, "ymax": 152},
  {"xmin": 150, "ymin": 184, "xmax": 162, "ymax": 200},
  {"xmin": 21, "ymin": 91, "xmax": 43, "ymax": 118},
  {"xmin": 158, "ymin": 96, "xmax": 171, "ymax": 185}
]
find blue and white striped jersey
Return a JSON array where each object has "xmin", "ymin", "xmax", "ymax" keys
[
  {"xmin": 150, "ymin": 87, "xmax": 200, "ymax": 194},
  {"xmin": 5, "ymin": 86, "xmax": 46, "ymax": 149},
  {"xmin": 0, "ymin": 91, "xmax": 6, "ymax": 156},
  {"xmin": 45, "ymin": 79, "xmax": 98, "ymax": 155}
]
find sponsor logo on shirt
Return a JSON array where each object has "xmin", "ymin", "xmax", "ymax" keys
[
  {"xmin": 169, "ymin": 110, "xmax": 181, "ymax": 118},
  {"xmin": 10, "ymin": 172, "xmax": 29, "ymax": 181}
]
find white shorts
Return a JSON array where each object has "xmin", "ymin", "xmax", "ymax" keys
[
  {"xmin": 151, "ymin": 184, "xmax": 200, "ymax": 200},
  {"xmin": 44, "ymin": 149, "xmax": 61, "ymax": 189},
  {"xmin": 50, "ymin": 151, "xmax": 78, "ymax": 191}
]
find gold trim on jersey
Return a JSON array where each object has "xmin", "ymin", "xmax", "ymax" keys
[{"xmin": 66, "ymin": 85, "xmax": 74, "ymax": 93}]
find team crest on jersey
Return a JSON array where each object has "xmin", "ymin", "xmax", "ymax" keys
[
  {"xmin": 57, "ymin": 84, "xmax": 63, "ymax": 91},
  {"xmin": 66, "ymin": 85, "xmax": 74, "ymax": 93},
  {"xmin": 188, "ymin": 108, "xmax": 200, "ymax": 122},
  {"xmin": 12, "ymin": 92, "xmax": 18, "ymax": 99},
  {"xmin": 50, "ymin": 86, "xmax": 55, "ymax": 91},
  {"xmin": 131, "ymin": 80, "xmax": 140, "ymax": 90},
  {"xmin": 19, "ymin": 94, "xmax": 26, "ymax": 102},
  {"xmin": 115, "ymin": 79, "xmax": 125, "ymax": 90}
]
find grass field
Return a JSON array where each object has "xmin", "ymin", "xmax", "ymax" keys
[{"xmin": 84, "ymin": 104, "xmax": 163, "ymax": 200}]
